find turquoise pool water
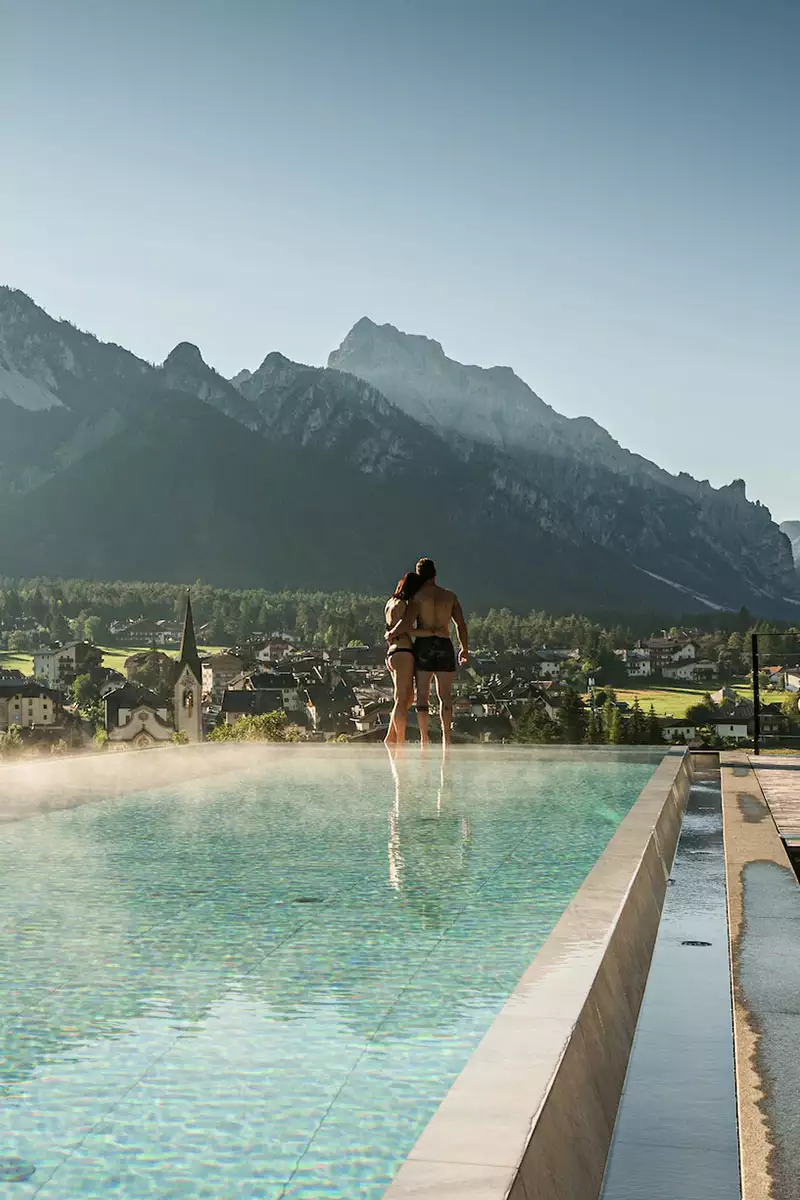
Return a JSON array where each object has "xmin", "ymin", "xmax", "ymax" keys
[{"xmin": 0, "ymin": 748, "xmax": 663, "ymax": 1198}]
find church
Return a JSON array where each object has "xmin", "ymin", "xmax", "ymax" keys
[{"xmin": 103, "ymin": 593, "xmax": 204, "ymax": 747}]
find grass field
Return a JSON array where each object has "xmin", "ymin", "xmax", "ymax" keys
[
  {"xmin": 0, "ymin": 651, "xmax": 34, "ymax": 675},
  {"xmin": 610, "ymin": 686, "xmax": 714, "ymax": 717},
  {"xmin": 0, "ymin": 645, "xmax": 226, "ymax": 680},
  {"xmin": 610, "ymin": 681, "xmax": 793, "ymax": 718},
  {"xmin": 98, "ymin": 645, "xmax": 226, "ymax": 673}
]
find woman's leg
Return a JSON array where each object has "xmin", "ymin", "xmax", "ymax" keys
[
  {"xmin": 391, "ymin": 654, "xmax": 415, "ymax": 745},
  {"xmin": 385, "ymin": 658, "xmax": 398, "ymax": 744}
]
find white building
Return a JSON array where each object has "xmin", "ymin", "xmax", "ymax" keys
[
  {"xmin": 662, "ymin": 659, "xmax": 716, "ymax": 682},
  {"xmin": 786, "ymin": 669, "xmax": 800, "ymax": 694},
  {"xmin": 533, "ymin": 649, "xmax": 578, "ymax": 679},
  {"xmin": 660, "ymin": 719, "xmax": 698, "ymax": 742},
  {"xmin": 256, "ymin": 639, "xmax": 296, "ymax": 664},
  {"xmin": 622, "ymin": 649, "xmax": 652, "ymax": 678},
  {"xmin": 713, "ymin": 719, "xmax": 750, "ymax": 742},
  {"xmin": 33, "ymin": 641, "xmax": 96, "ymax": 687}
]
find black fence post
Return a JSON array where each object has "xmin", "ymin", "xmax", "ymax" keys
[{"xmin": 751, "ymin": 632, "xmax": 760, "ymax": 756}]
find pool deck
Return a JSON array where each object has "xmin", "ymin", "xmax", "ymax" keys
[
  {"xmin": 749, "ymin": 753, "xmax": 800, "ymax": 841},
  {"xmin": 721, "ymin": 751, "xmax": 800, "ymax": 1200}
]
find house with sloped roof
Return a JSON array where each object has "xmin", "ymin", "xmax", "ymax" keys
[
  {"xmin": 305, "ymin": 679, "xmax": 357, "ymax": 733},
  {"xmin": 33, "ymin": 641, "xmax": 99, "ymax": 687},
  {"xmin": 662, "ymin": 658, "xmax": 716, "ymax": 681},
  {"xmin": 0, "ymin": 680, "xmax": 60, "ymax": 731},
  {"xmin": 660, "ymin": 718, "xmax": 698, "ymax": 743},
  {"xmin": 221, "ymin": 688, "xmax": 307, "ymax": 726},
  {"xmin": 202, "ymin": 653, "xmax": 247, "ymax": 705},
  {"xmin": 226, "ymin": 671, "xmax": 303, "ymax": 710}
]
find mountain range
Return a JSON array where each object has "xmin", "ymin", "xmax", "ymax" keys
[{"xmin": 0, "ymin": 286, "xmax": 797, "ymax": 616}]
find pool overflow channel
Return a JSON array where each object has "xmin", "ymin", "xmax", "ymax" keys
[{"xmin": 601, "ymin": 754, "xmax": 741, "ymax": 1200}]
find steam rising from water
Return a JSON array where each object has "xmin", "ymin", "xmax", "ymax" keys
[{"xmin": 0, "ymin": 743, "xmax": 665, "ymax": 826}]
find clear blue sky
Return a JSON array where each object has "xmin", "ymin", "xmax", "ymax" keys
[{"xmin": 2, "ymin": 0, "xmax": 798, "ymax": 520}]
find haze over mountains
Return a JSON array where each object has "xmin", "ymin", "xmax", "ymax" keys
[{"xmin": 0, "ymin": 286, "xmax": 797, "ymax": 615}]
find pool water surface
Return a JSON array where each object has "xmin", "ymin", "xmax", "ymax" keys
[{"xmin": 0, "ymin": 748, "xmax": 663, "ymax": 1198}]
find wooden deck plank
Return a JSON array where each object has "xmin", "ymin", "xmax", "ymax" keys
[{"xmin": 749, "ymin": 754, "xmax": 800, "ymax": 839}]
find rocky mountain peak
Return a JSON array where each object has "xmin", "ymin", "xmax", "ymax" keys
[
  {"xmin": 162, "ymin": 342, "xmax": 206, "ymax": 370},
  {"xmin": 331, "ymin": 317, "xmax": 445, "ymax": 366},
  {"xmin": 255, "ymin": 351, "xmax": 293, "ymax": 373},
  {"xmin": 328, "ymin": 317, "xmax": 565, "ymax": 449},
  {"xmin": 158, "ymin": 340, "xmax": 263, "ymax": 432}
]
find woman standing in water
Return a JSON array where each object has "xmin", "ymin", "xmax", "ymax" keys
[{"xmin": 384, "ymin": 572, "xmax": 422, "ymax": 745}]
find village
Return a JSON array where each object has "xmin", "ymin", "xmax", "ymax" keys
[{"xmin": 1, "ymin": 598, "xmax": 799, "ymax": 752}]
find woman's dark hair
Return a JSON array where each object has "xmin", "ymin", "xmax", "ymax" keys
[{"xmin": 393, "ymin": 571, "xmax": 422, "ymax": 602}]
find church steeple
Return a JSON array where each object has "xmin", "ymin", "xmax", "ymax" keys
[
  {"xmin": 174, "ymin": 591, "xmax": 203, "ymax": 743},
  {"xmin": 178, "ymin": 591, "xmax": 202, "ymax": 684}
]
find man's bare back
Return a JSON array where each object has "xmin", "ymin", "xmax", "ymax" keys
[{"xmin": 414, "ymin": 581, "xmax": 456, "ymax": 639}]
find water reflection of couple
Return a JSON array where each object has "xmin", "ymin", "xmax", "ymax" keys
[
  {"xmin": 387, "ymin": 746, "xmax": 472, "ymax": 927},
  {"xmin": 384, "ymin": 557, "xmax": 469, "ymax": 746}
]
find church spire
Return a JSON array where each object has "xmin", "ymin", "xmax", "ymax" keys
[{"xmin": 178, "ymin": 591, "xmax": 202, "ymax": 684}]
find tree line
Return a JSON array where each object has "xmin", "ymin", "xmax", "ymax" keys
[
  {"xmin": 0, "ymin": 577, "xmax": 797, "ymax": 660},
  {"xmin": 515, "ymin": 691, "xmax": 663, "ymax": 745}
]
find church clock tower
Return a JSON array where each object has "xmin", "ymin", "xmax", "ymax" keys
[{"xmin": 174, "ymin": 592, "xmax": 203, "ymax": 742}]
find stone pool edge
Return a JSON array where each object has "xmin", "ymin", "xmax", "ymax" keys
[{"xmin": 383, "ymin": 747, "xmax": 692, "ymax": 1200}]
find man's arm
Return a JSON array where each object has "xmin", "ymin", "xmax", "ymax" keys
[
  {"xmin": 386, "ymin": 598, "xmax": 420, "ymax": 641},
  {"xmin": 452, "ymin": 595, "xmax": 469, "ymax": 665}
]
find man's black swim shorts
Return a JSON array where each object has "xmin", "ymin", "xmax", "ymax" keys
[{"xmin": 414, "ymin": 636, "xmax": 457, "ymax": 673}]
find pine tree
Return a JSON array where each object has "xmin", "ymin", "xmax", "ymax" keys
[
  {"xmin": 608, "ymin": 705, "xmax": 628, "ymax": 744},
  {"xmin": 584, "ymin": 706, "xmax": 604, "ymax": 744},
  {"xmin": 628, "ymin": 697, "xmax": 647, "ymax": 744},
  {"xmin": 647, "ymin": 704, "xmax": 663, "ymax": 744},
  {"xmin": 515, "ymin": 701, "xmax": 558, "ymax": 743},
  {"xmin": 557, "ymin": 689, "xmax": 587, "ymax": 744},
  {"xmin": 602, "ymin": 698, "xmax": 618, "ymax": 742}
]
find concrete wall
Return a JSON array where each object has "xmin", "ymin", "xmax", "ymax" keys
[{"xmin": 385, "ymin": 750, "xmax": 692, "ymax": 1200}]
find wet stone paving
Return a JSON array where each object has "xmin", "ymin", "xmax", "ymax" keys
[{"xmin": 0, "ymin": 749, "xmax": 662, "ymax": 1198}]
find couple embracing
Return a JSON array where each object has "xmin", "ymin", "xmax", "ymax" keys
[{"xmin": 384, "ymin": 557, "xmax": 469, "ymax": 747}]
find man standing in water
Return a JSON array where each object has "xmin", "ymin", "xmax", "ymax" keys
[{"xmin": 387, "ymin": 557, "xmax": 468, "ymax": 745}]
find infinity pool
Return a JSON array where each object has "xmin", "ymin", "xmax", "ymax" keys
[{"xmin": 0, "ymin": 748, "xmax": 664, "ymax": 1198}]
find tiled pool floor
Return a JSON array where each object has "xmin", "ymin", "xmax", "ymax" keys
[{"xmin": 0, "ymin": 749, "xmax": 663, "ymax": 1198}]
